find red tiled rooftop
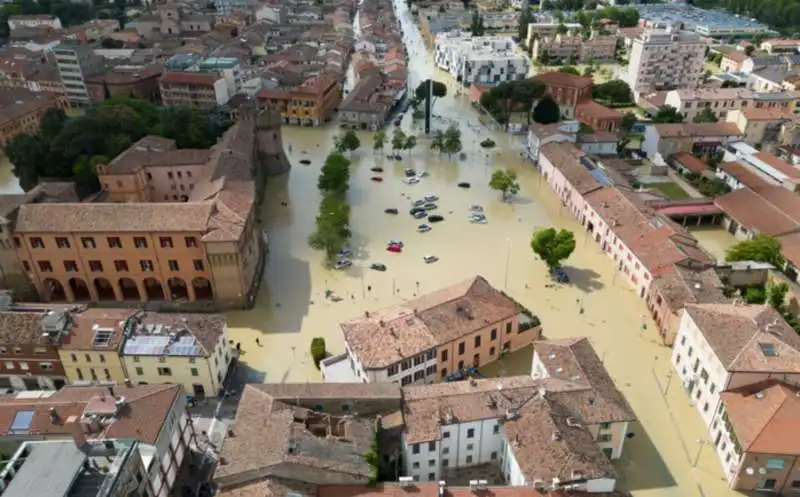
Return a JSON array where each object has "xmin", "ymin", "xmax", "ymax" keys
[
  {"xmin": 754, "ymin": 152, "xmax": 800, "ymax": 179},
  {"xmin": 160, "ymin": 71, "xmax": 220, "ymax": 86},
  {"xmin": 672, "ymin": 152, "xmax": 708, "ymax": 173},
  {"xmin": 718, "ymin": 161, "xmax": 771, "ymax": 189},
  {"xmin": 576, "ymin": 100, "xmax": 621, "ymax": 120},
  {"xmin": 534, "ymin": 71, "xmax": 593, "ymax": 89}
]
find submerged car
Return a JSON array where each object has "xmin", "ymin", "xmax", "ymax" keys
[
  {"xmin": 551, "ymin": 267, "xmax": 570, "ymax": 284},
  {"xmin": 370, "ymin": 166, "xmax": 384, "ymax": 173},
  {"xmin": 387, "ymin": 244, "xmax": 402, "ymax": 253},
  {"xmin": 334, "ymin": 259, "xmax": 353, "ymax": 269},
  {"xmin": 384, "ymin": 208, "xmax": 399, "ymax": 215},
  {"xmin": 388, "ymin": 240, "xmax": 404, "ymax": 247},
  {"xmin": 424, "ymin": 194, "xmax": 439, "ymax": 202},
  {"xmin": 403, "ymin": 177, "xmax": 420, "ymax": 185},
  {"xmin": 423, "ymin": 255, "xmax": 439, "ymax": 264},
  {"xmin": 370, "ymin": 263, "xmax": 387, "ymax": 271},
  {"xmin": 413, "ymin": 210, "xmax": 427, "ymax": 219},
  {"xmin": 424, "ymin": 203, "xmax": 437, "ymax": 210},
  {"xmin": 470, "ymin": 204, "xmax": 484, "ymax": 212},
  {"xmin": 457, "ymin": 182, "xmax": 471, "ymax": 188},
  {"xmin": 428, "ymin": 215, "xmax": 444, "ymax": 223},
  {"xmin": 338, "ymin": 249, "xmax": 352, "ymax": 258},
  {"xmin": 417, "ymin": 224, "xmax": 432, "ymax": 233},
  {"xmin": 299, "ymin": 159, "xmax": 311, "ymax": 165},
  {"xmin": 371, "ymin": 176, "xmax": 384, "ymax": 182},
  {"xmin": 412, "ymin": 199, "xmax": 425, "ymax": 207},
  {"xmin": 470, "ymin": 214, "xmax": 487, "ymax": 224}
]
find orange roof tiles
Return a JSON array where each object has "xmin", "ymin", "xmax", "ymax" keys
[
  {"xmin": 534, "ymin": 71, "xmax": 593, "ymax": 89},
  {"xmin": 160, "ymin": 71, "xmax": 220, "ymax": 86},
  {"xmin": 718, "ymin": 161, "xmax": 771, "ymax": 189},
  {"xmin": 576, "ymin": 100, "xmax": 621, "ymax": 120},
  {"xmin": 671, "ymin": 152, "xmax": 708, "ymax": 173}
]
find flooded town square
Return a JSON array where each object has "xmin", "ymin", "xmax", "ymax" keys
[{"xmin": 220, "ymin": 2, "xmax": 745, "ymax": 497}]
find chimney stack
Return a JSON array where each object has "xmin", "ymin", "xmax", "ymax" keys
[{"xmin": 70, "ymin": 418, "xmax": 87, "ymax": 449}]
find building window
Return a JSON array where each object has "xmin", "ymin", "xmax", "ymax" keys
[
  {"xmin": 441, "ymin": 350, "xmax": 448, "ymax": 361},
  {"xmin": 457, "ymin": 360, "xmax": 464, "ymax": 370},
  {"xmin": 135, "ymin": 367, "xmax": 143, "ymax": 375},
  {"xmin": 133, "ymin": 356, "xmax": 140, "ymax": 363},
  {"xmin": 140, "ymin": 260, "xmax": 154, "ymax": 272},
  {"xmin": 22, "ymin": 261, "xmax": 30, "ymax": 272},
  {"xmin": 458, "ymin": 342, "xmax": 465, "ymax": 355},
  {"xmin": 428, "ymin": 473, "xmax": 435, "ymax": 481},
  {"xmin": 13, "ymin": 237, "xmax": 19, "ymax": 248},
  {"xmin": 412, "ymin": 444, "xmax": 420, "ymax": 454},
  {"xmin": 597, "ymin": 434, "xmax": 612, "ymax": 442},
  {"xmin": 81, "ymin": 237, "xmax": 96, "ymax": 249},
  {"xmin": 64, "ymin": 260, "xmax": 78, "ymax": 272},
  {"xmin": 157, "ymin": 367, "xmax": 172, "ymax": 376},
  {"xmin": 467, "ymin": 428, "xmax": 474, "ymax": 438},
  {"xmin": 30, "ymin": 237, "xmax": 45, "ymax": 249},
  {"xmin": 168, "ymin": 260, "xmax": 180, "ymax": 271},
  {"xmin": 428, "ymin": 459, "xmax": 435, "ymax": 467},
  {"xmin": 107, "ymin": 237, "xmax": 122, "ymax": 248},
  {"xmin": 466, "ymin": 455, "xmax": 473, "ymax": 464},
  {"xmin": 3, "ymin": 361, "xmax": 13, "ymax": 370},
  {"xmin": 185, "ymin": 237, "xmax": 198, "ymax": 248},
  {"xmin": 766, "ymin": 459, "xmax": 785, "ymax": 470},
  {"xmin": 38, "ymin": 261, "xmax": 53, "ymax": 272},
  {"xmin": 159, "ymin": 237, "xmax": 173, "ymax": 248},
  {"xmin": 466, "ymin": 443, "xmax": 473, "ymax": 451},
  {"xmin": 111, "ymin": 260, "xmax": 128, "ymax": 272},
  {"xmin": 490, "ymin": 329, "xmax": 497, "ymax": 340},
  {"xmin": 40, "ymin": 362, "xmax": 53, "ymax": 371},
  {"xmin": 493, "ymin": 424, "xmax": 499, "ymax": 434},
  {"xmin": 441, "ymin": 368, "xmax": 447, "ymax": 378},
  {"xmin": 442, "ymin": 459, "xmax": 449, "ymax": 468},
  {"xmin": 190, "ymin": 367, "xmax": 199, "ymax": 376},
  {"xmin": 412, "ymin": 462, "xmax": 419, "ymax": 469},
  {"xmin": 428, "ymin": 442, "xmax": 435, "ymax": 451},
  {"xmin": 599, "ymin": 422, "xmax": 611, "ymax": 430},
  {"xmin": 474, "ymin": 335, "xmax": 481, "ymax": 347},
  {"xmin": 55, "ymin": 237, "xmax": 70, "ymax": 249},
  {"xmin": 193, "ymin": 260, "xmax": 204, "ymax": 271},
  {"xmin": 505, "ymin": 323, "xmax": 511, "ymax": 334},
  {"xmin": 70, "ymin": 354, "xmax": 76, "ymax": 362},
  {"xmin": 103, "ymin": 368, "xmax": 111, "ymax": 380},
  {"xmin": 134, "ymin": 237, "xmax": 148, "ymax": 248},
  {"xmin": 85, "ymin": 354, "xmax": 91, "ymax": 363},
  {"xmin": 76, "ymin": 368, "xmax": 83, "ymax": 380},
  {"xmin": 490, "ymin": 451, "xmax": 498, "ymax": 460},
  {"xmin": 89, "ymin": 260, "xmax": 103, "ymax": 272}
]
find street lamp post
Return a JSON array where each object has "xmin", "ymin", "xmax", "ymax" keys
[{"xmin": 693, "ymin": 440, "xmax": 708, "ymax": 468}]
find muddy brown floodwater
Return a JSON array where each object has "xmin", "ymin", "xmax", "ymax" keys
[{"xmin": 223, "ymin": 4, "xmax": 745, "ymax": 495}]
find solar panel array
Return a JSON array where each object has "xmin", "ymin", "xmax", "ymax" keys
[{"xmin": 122, "ymin": 334, "xmax": 201, "ymax": 356}]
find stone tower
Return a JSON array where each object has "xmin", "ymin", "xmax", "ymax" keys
[{"xmin": 255, "ymin": 105, "xmax": 291, "ymax": 177}]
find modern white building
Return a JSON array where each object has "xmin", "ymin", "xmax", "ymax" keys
[
  {"xmin": 671, "ymin": 303, "xmax": 800, "ymax": 430},
  {"xmin": 434, "ymin": 32, "xmax": 529, "ymax": 85},
  {"xmin": 527, "ymin": 121, "xmax": 618, "ymax": 162},
  {"xmin": 51, "ymin": 43, "xmax": 104, "ymax": 108},
  {"xmin": 7, "ymin": 15, "xmax": 62, "ymax": 31},
  {"xmin": 625, "ymin": 27, "xmax": 708, "ymax": 96}
]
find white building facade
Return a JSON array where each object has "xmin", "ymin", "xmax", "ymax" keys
[
  {"xmin": 434, "ymin": 32, "xmax": 529, "ymax": 85},
  {"xmin": 625, "ymin": 28, "xmax": 708, "ymax": 96},
  {"xmin": 333, "ymin": 341, "xmax": 438, "ymax": 385}
]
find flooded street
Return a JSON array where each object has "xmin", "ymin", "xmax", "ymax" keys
[
  {"xmin": 690, "ymin": 227, "xmax": 737, "ymax": 261},
  {"xmin": 224, "ymin": 4, "xmax": 741, "ymax": 496},
  {"xmin": 0, "ymin": 156, "xmax": 24, "ymax": 195}
]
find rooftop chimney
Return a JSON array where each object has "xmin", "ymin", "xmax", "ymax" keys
[{"xmin": 69, "ymin": 418, "xmax": 88, "ymax": 449}]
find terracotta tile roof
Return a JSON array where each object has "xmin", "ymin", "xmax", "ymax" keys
[
  {"xmin": 59, "ymin": 308, "xmax": 138, "ymax": 351},
  {"xmin": 532, "ymin": 338, "xmax": 636, "ymax": 424},
  {"xmin": 654, "ymin": 122, "xmax": 741, "ymax": 138},
  {"xmin": 160, "ymin": 71, "xmax": 221, "ymax": 86},
  {"xmin": 739, "ymin": 107, "xmax": 792, "ymax": 120},
  {"xmin": 102, "ymin": 64, "xmax": 163, "ymax": 85},
  {"xmin": 714, "ymin": 186, "xmax": 800, "ymax": 236},
  {"xmin": 104, "ymin": 135, "xmax": 210, "ymax": 174},
  {"xmin": 318, "ymin": 484, "xmax": 585, "ymax": 497},
  {"xmin": 576, "ymin": 100, "xmax": 621, "ymax": 120},
  {"xmin": 778, "ymin": 232, "xmax": 800, "ymax": 268},
  {"xmin": 534, "ymin": 72, "xmax": 593, "ymax": 89},
  {"xmin": 718, "ymin": 161, "xmax": 771, "ymax": 189},
  {"xmin": 584, "ymin": 187, "xmax": 706, "ymax": 274},
  {"xmin": 0, "ymin": 310, "xmax": 73, "ymax": 346},
  {"xmin": 0, "ymin": 383, "xmax": 180, "ymax": 444},
  {"xmin": 341, "ymin": 276, "xmax": 517, "ymax": 369},
  {"xmin": 651, "ymin": 263, "xmax": 727, "ymax": 314},
  {"xmin": 501, "ymin": 395, "xmax": 617, "ymax": 483},
  {"xmin": 15, "ymin": 202, "xmax": 214, "ymax": 233},
  {"xmin": 218, "ymin": 478, "xmax": 317, "ymax": 497},
  {"xmin": 215, "ymin": 385, "xmax": 376, "ymax": 486},
  {"xmin": 246, "ymin": 383, "xmax": 401, "ymax": 400},
  {"xmin": 671, "ymin": 152, "xmax": 708, "ymax": 173},
  {"xmin": 540, "ymin": 142, "xmax": 603, "ymax": 196},
  {"xmin": 723, "ymin": 50, "xmax": 749, "ymax": 63},
  {"xmin": 685, "ymin": 303, "xmax": 800, "ymax": 372},
  {"xmin": 720, "ymin": 380, "xmax": 800, "ymax": 455}
]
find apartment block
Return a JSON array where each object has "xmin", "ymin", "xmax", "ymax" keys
[
  {"xmin": 0, "ymin": 383, "xmax": 193, "ymax": 497},
  {"xmin": 59, "ymin": 307, "xmax": 232, "ymax": 397},
  {"xmin": 670, "ymin": 303, "xmax": 800, "ymax": 491},
  {"xmin": 0, "ymin": 439, "xmax": 150, "ymax": 497},
  {"xmin": 434, "ymin": 33, "xmax": 529, "ymax": 85},
  {"xmin": 641, "ymin": 122, "xmax": 741, "ymax": 162},
  {"xmin": 159, "ymin": 71, "xmax": 229, "ymax": 108},
  {"xmin": 52, "ymin": 43, "xmax": 104, "ymax": 108},
  {"xmin": 527, "ymin": 121, "xmax": 618, "ymax": 161},
  {"xmin": 532, "ymin": 33, "xmax": 616, "ymax": 64},
  {"xmin": 663, "ymin": 88, "xmax": 795, "ymax": 122},
  {"xmin": 0, "ymin": 308, "xmax": 70, "ymax": 390},
  {"xmin": 257, "ymin": 72, "xmax": 342, "ymax": 126},
  {"xmin": 323, "ymin": 276, "xmax": 541, "ymax": 384},
  {"xmin": 725, "ymin": 108, "xmax": 794, "ymax": 149},
  {"xmin": 525, "ymin": 22, "xmax": 582, "ymax": 47},
  {"xmin": 625, "ymin": 28, "xmax": 708, "ymax": 95}
]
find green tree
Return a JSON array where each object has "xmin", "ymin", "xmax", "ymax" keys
[
  {"xmin": 391, "ymin": 129, "xmax": 407, "ymax": 153},
  {"xmin": 531, "ymin": 227, "xmax": 576, "ymax": 269},
  {"xmin": 317, "ymin": 152, "xmax": 351, "ymax": 193},
  {"xmin": 518, "ymin": 6, "xmax": 532, "ymax": 41},
  {"xmin": 414, "ymin": 80, "xmax": 447, "ymax": 108},
  {"xmin": 620, "ymin": 112, "xmax": 637, "ymax": 132},
  {"xmin": 310, "ymin": 337, "xmax": 327, "ymax": 369},
  {"xmin": 744, "ymin": 45, "xmax": 755, "ymax": 56},
  {"xmin": 767, "ymin": 281, "xmax": 790, "ymax": 312},
  {"xmin": 373, "ymin": 130, "xmax": 387, "ymax": 150},
  {"xmin": 308, "ymin": 192, "xmax": 351, "ymax": 260},
  {"xmin": 693, "ymin": 107, "xmax": 719, "ymax": 123},
  {"xmin": 403, "ymin": 134, "xmax": 417, "ymax": 156},
  {"xmin": 470, "ymin": 10, "xmax": 485, "ymax": 36},
  {"xmin": 336, "ymin": 129, "xmax": 361, "ymax": 155},
  {"xmin": 532, "ymin": 95, "xmax": 560, "ymax": 124},
  {"xmin": 489, "ymin": 169, "xmax": 520, "ymax": 201},
  {"xmin": 726, "ymin": 235, "xmax": 785, "ymax": 268},
  {"xmin": 652, "ymin": 105, "xmax": 684, "ymax": 123},
  {"xmin": 430, "ymin": 129, "xmax": 444, "ymax": 152},
  {"xmin": 558, "ymin": 65, "xmax": 581, "ymax": 75},
  {"xmin": 442, "ymin": 125, "xmax": 462, "ymax": 157},
  {"xmin": 72, "ymin": 154, "xmax": 105, "ymax": 199},
  {"xmin": 556, "ymin": 23, "xmax": 568, "ymax": 35},
  {"xmin": 592, "ymin": 80, "xmax": 633, "ymax": 104}
]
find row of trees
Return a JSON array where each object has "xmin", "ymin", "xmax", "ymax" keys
[
  {"xmin": 431, "ymin": 125, "xmax": 463, "ymax": 157},
  {"xmin": 309, "ymin": 146, "xmax": 352, "ymax": 261},
  {"xmin": 650, "ymin": 104, "xmax": 719, "ymax": 124},
  {"xmin": 6, "ymin": 97, "xmax": 231, "ymax": 198},
  {"xmin": 374, "ymin": 129, "xmax": 418, "ymax": 155},
  {"xmin": 592, "ymin": 80, "xmax": 634, "ymax": 106}
]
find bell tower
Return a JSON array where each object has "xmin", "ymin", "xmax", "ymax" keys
[{"xmin": 255, "ymin": 106, "xmax": 291, "ymax": 176}]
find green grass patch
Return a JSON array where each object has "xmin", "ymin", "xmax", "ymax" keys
[{"xmin": 642, "ymin": 182, "xmax": 690, "ymax": 199}]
